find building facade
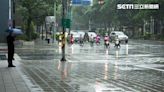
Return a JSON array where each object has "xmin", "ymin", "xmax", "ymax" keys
[{"xmin": 0, "ymin": 0, "xmax": 9, "ymax": 42}]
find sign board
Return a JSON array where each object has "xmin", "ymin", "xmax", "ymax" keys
[
  {"xmin": 62, "ymin": 19, "xmax": 71, "ymax": 28},
  {"xmin": 72, "ymin": 0, "xmax": 93, "ymax": 6},
  {"xmin": 45, "ymin": 16, "xmax": 55, "ymax": 25},
  {"xmin": 82, "ymin": 0, "xmax": 91, "ymax": 5},
  {"xmin": 72, "ymin": 0, "xmax": 81, "ymax": 5}
]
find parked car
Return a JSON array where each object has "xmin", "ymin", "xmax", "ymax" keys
[{"xmin": 110, "ymin": 31, "xmax": 128, "ymax": 43}]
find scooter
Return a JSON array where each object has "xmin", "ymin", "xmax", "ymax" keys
[
  {"xmin": 96, "ymin": 40, "xmax": 100, "ymax": 45},
  {"xmin": 79, "ymin": 40, "xmax": 84, "ymax": 47},
  {"xmin": 90, "ymin": 40, "xmax": 94, "ymax": 47},
  {"xmin": 104, "ymin": 40, "xmax": 110, "ymax": 49}
]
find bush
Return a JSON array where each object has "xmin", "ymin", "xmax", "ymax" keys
[
  {"xmin": 31, "ymin": 32, "xmax": 39, "ymax": 40},
  {"xmin": 158, "ymin": 35, "xmax": 164, "ymax": 41},
  {"xmin": 15, "ymin": 32, "xmax": 39, "ymax": 41},
  {"xmin": 15, "ymin": 34, "xmax": 28, "ymax": 40},
  {"xmin": 143, "ymin": 32, "xmax": 152, "ymax": 40}
]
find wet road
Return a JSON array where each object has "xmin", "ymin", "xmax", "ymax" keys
[{"xmin": 16, "ymin": 40, "xmax": 164, "ymax": 92}]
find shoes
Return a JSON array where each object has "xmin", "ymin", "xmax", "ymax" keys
[{"xmin": 8, "ymin": 65, "xmax": 16, "ymax": 67}]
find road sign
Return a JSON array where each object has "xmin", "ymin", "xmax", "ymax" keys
[
  {"xmin": 82, "ymin": 0, "xmax": 91, "ymax": 5},
  {"xmin": 72, "ymin": 0, "xmax": 92, "ymax": 6},
  {"xmin": 72, "ymin": 0, "xmax": 81, "ymax": 5},
  {"xmin": 62, "ymin": 19, "xmax": 71, "ymax": 28}
]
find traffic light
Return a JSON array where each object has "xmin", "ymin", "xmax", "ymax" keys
[{"xmin": 98, "ymin": 0, "xmax": 104, "ymax": 5}]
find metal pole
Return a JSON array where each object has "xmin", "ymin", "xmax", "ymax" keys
[
  {"xmin": 61, "ymin": 0, "xmax": 66, "ymax": 61},
  {"xmin": 55, "ymin": 3, "xmax": 58, "ymax": 35},
  {"xmin": 42, "ymin": 25, "xmax": 44, "ymax": 40},
  {"xmin": 53, "ymin": 2, "xmax": 56, "ymax": 43},
  {"xmin": 45, "ymin": 23, "xmax": 47, "ymax": 40},
  {"xmin": 13, "ymin": 0, "xmax": 15, "ymax": 28},
  {"xmin": 9, "ymin": 0, "xmax": 12, "ymax": 29},
  {"xmin": 68, "ymin": 0, "xmax": 71, "ymax": 35},
  {"xmin": 143, "ymin": 19, "xmax": 146, "ymax": 36}
]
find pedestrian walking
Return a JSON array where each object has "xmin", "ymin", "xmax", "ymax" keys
[
  {"xmin": 7, "ymin": 30, "xmax": 16, "ymax": 67},
  {"xmin": 70, "ymin": 34, "xmax": 74, "ymax": 45}
]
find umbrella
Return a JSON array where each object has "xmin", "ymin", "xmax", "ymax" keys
[{"xmin": 12, "ymin": 28, "xmax": 23, "ymax": 35}]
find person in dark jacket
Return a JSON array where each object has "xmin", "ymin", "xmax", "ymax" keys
[{"xmin": 7, "ymin": 30, "xmax": 16, "ymax": 67}]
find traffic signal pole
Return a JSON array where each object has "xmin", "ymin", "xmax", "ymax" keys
[{"xmin": 61, "ymin": 0, "xmax": 67, "ymax": 61}]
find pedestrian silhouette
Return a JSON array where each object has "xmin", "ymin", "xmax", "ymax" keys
[{"xmin": 7, "ymin": 30, "xmax": 16, "ymax": 67}]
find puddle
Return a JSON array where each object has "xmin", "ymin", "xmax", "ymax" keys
[{"xmin": 155, "ymin": 67, "xmax": 164, "ymax": 70}]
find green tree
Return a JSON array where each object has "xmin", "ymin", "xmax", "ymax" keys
[{"xmin": 17, "ymin": 0, "xmax": 62, "ymax": 40}]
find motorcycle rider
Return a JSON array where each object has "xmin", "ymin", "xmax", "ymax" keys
[
  {"xmin": 89, "ymin": 34, "xmax": 94, "ymax": 47},
  {"xmin": 79, "ymin": 34, "xmax": 84, "ymax": 46},
  {"xmin": 95, "ymin": 35, "xmax": 100, "ymax": 45},
  {"xmin": 104, "ymin": 34, "xmax": 110, "ymax": 48},
  {"xmin": 70, "ymin": 34, "xmax": 74, "ymax": 45},
  {"xmin": 114, "ymin": 35, "xmax": 120, "ymax": 48}
]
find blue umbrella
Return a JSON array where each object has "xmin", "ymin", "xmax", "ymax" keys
[{"xmin": 12, "ymin": 28, "xmax": 23, "ymax": 35}]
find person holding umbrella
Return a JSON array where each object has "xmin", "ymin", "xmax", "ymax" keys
[{"xmin": 7, "ymin": 29, "xmax": 16, "ymax": 67}]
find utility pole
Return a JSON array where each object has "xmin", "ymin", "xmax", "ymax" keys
[
  {"xmin": 61, "ymin": 0, "xmax": 67, "ymax": 61},
  {"xmin": 68, "ymin": 0, "xmax": 72, "ymax": 35}
]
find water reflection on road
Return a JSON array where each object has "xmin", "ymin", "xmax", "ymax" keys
[{"xmin": 16, "ymin": 40, "xmax": 164, "ymax": 92}]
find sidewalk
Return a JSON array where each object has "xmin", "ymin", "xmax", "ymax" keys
[
  {"xmin": 0, "ymin": 59, "xmax": 30, "ymax": 92},
  {"xmin": 0, "ymin": 43, "xmax": 42, "ymax": 92}
]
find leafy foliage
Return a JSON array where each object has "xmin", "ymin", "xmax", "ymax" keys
[
  {"xmin": 16, "ymin": 0, "xmax": 61, "ymax": 40},
  {"xmin": 71, "ymin": 0, "xmax": 164, "ymax": 40}
]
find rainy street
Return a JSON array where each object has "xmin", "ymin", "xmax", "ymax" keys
[
  {"xmin": 14, "ymin": 39, "xmax": 164, "ymax": 92},
  {"xmin": 0, "ymin": 0, "xmax": 163, "ymax": 92}
]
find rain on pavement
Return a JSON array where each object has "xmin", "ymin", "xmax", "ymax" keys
[{"xmin": 15, "ymin": 40, "xmax": 164, "ymax": 92}]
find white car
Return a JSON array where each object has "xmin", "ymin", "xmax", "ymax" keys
[
  {"xmin": 77, "ymin": 31, "xmax": 85, "ymax": 38},
  {"xmin": 110, "ymin": 31, "xmax": 128, "ymax": 43},
  {"xmin": 70, "ymin": 31, "xmax": 79, "ymax": 42},
  {"xmin": 87, "ymin": 32, "xmax": 97, "ymax": 41},
  {"xmin": 87, "ymin": 32, "xmax": 97, "ymax": 38}
]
